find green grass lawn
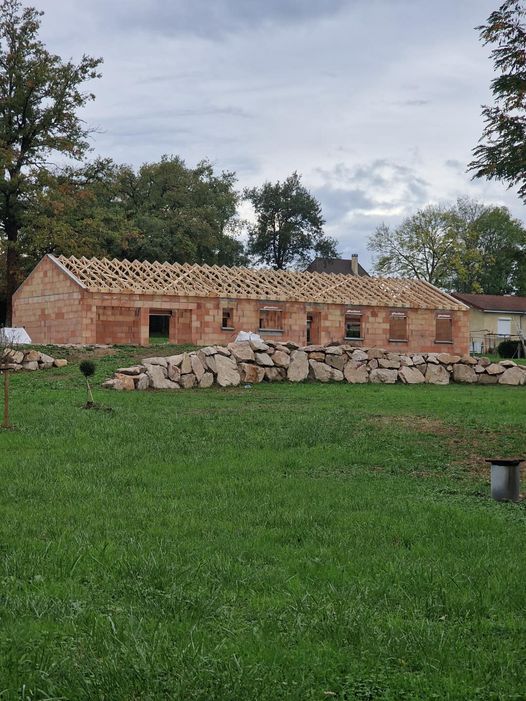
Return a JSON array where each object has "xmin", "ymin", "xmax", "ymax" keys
[{"xmin": 1, "ymin": 346, "xmax": 526, "ymax": 700}]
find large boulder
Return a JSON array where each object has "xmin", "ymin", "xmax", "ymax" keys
[
  {"xmin": 325, "ymin": 346, "xmax": 343, "ymax": 356},
  {"xmin": 54, "ymin": 359, "xmax": 68, "ymax": 368},
  {"xmin": 113, "ymin": 373, "xmax": 136, "ymax": 391},
  {"xmin": 287, "ymin": 350, "xmax": 309, "ymax": 382},
  {"xmin": 351, "ymin": 349, "xmax": 368, "ymax": 362},
  {"xmin": 167, "ymin": 363, "xmax": 181, "ymax": 383},
  {"xmin": 478, "ymin": 373, "xmax": 498, "ymax": 385},
  {"xmin": 115, "ymin": 365, "xmax": 145, "ymax": 376},
  {"xmin": 370, "ymin": 368, "xmax": 398, "ymax": 384},
  {"xmin": 344, "ymin": 363, "xmax": 369, "ymax": 384},
  {"xmin": 326, "ymin": 354, "xmax": 346, "ymax": 371},
  {"xmin": 199, "ymin": 372, "xmax": 215, "ymax": 388},
  {"xmin": 135, "ymin": 373, "xmax": 150, "ymax": 391},
  {"xmin": 190, "ymin": 354, "xmax": 205, "ymax": 381},
  {"xmin": 179, "ymin": 374, "xmax": 197, "ymax": 389},
  {"xmin": 398, "ymin": 366, "xmax": 425, "ymax": 384},
  {"xmin": 499, "ymin": 367, "xmax": 526, "ymax": 386},
  {"xmin": 3, "ymin": 349, "xmax": 24, "ymax": 364},
  {"xmin": 272, "ymin": 350, "xmax": 290, "ymax": 368},
  {"xmin": 22, "ymin": 361, "xmax": 39, "ymax": 371},
  {"xmin": 215, "ymin": 354, "xmax": 241, "ymax": 387},
  {"xmin": 249, "ymin": 339, "xmax": 269, "ymax": 352},
  {"xmin": 24, "ymin": 350, "xmax": 41, "ymax": 362},
  {"xmin": 367, "ymin": 348, "xmax": 385, "ymax": 360},
  {"xmin": 180, "ymin": 353, "xmax": 192, "ymax": 374},
  {"xmin": 147, "ymin": 364, "xmax": 180, "ymax": 389},
  {"xmin": 142, "ymin": 356, "xmax": 168, "ymax": 367},
  {"xmin": 255, "ymin": 352, "xmax": 274, "ymax": 367},
  {"xmin": 265, "ymin": 367, "xmax": 285, "ymax": 382},
  {"xmin": 486, "ymin": 363, "xmax": 505, "ymax": 375},
  {"xmin": 330, "ymin": 368, "xmax": 344, "ymax": 382},
  {"xmin": 453, "ymin": 364, "xmax": 477, "ymax": 384},
  {"xmin": 203, "ymin": 354, "xmax": 217, "ymax": 374},
  {"xmin": 309, "ymin": 360, "xmax": 332, "ymax": 382},
  {"xmin": 425, "ymin": 364, "xmax": 450, "ymax": 385},
  {"xmin": 379, "ymin": 358, "xmax": 400, "ymax": 370},
  {"xmin": 227, "ymin": 342, "xmax": 255, "ymax": 362},
  {"xmin": 166, "ymin": 354, "xmax": 184, "ymax": 367},
  {"xmin": 437, "ymin": 353, "xmax": 461, "ymax": 364},
  {"xmin": 239, "ymin": 363, "xmax": 265, "ymax": 383}
]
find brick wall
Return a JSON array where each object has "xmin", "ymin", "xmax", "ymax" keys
[
  {"xmin": 13, "ymin": 259, "xmax": 470, "ymax": 354},
  {"xmin": 12, "ymin": 257, "xmax": 85, "ymax": 343}
]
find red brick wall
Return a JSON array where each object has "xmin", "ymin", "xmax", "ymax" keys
[
  {"xmin": 13, "ymin": 260, "xmax": 470, "ymax": 354},
  {"xmin": 12, "ymin": 257, "xmax": 85, "ymax": 343}
]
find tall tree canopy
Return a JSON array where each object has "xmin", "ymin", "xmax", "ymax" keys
[
  {"xmin": 244, "ymin": 172, "xmax": 338, "ymax": 269},
  {"xmin": 0, "ymin": 0, "xmax": 102, "ymax": 323},
  {"xmin": 118, "ymin": 157, "xmax": 247, "ymax": 266},
  {"xmin": 469, "ymin": 0, "xmax": 526, "ymax": 201},
  {"xmin": 10, "ymin": 156, "xmax": 247, "ymax": 292},
  {"xmin": 368, "ymin": 205, "xmax": 456, "ymax": 286},
  {"xmin": 368, "ymin": 198, "xmax": 526, "ymax": 294}
]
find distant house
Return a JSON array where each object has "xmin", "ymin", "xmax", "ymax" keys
[
  {"xmin": 451, "ymin": 292, "xmax": 526, "ymax": 354},
  {"xmin": 306, "ymin": 254, "xmax": 369, "ymax": 277}
]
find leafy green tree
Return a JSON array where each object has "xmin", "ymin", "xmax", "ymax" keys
[
  {"xmin": 17, "ymin": 160, "xmax": 133, "ymax": 275},
  {"xmin": 0, "ymin": 0, "xmax": 102, "ymax": 324},
  {"xmin": 369, "ymin": 198, "xmax": 526, "ymax": 293},
  {"xmin": 117, "ymin": 156, "xmax": 247, "ymax": 266},
  {"xmin": 244, "ymin": 172, "xmax": 338, "ymax": 269},
  {"xmin": 368, "ymin": 205, "xmax": 456, "ymax": 286},
  {"xmin": 469, "ymin": 0, "xmax": 526, "ymax": 201},
  {"xmin": 447, "ymin": 197, "xmax": 526, "ymax": 294}
]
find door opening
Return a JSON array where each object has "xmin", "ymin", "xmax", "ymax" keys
[{"xmin": 149, "ymin": 312, "xmax": 170, "ymax": 343}]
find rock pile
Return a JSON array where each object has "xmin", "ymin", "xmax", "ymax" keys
[
  {"xmin": 0, "ymin": 348, "xmax": 68, "ymax": 371},
  {"xmin": 102, "ymin": 341, "xmax": 526, "ymax": 391}
]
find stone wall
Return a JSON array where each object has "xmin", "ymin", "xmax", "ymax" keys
[
  {"xmin": 102, "ymin": 341, "xmax": 526, "ymax": 390},
  {"xmin": 1, "ymin": 348, "xmax": 68, "ymax": 371}
]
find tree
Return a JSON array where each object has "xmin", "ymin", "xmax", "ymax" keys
[
  {"xmin": 0, "ymin": 0, "xmax": 102, "ymax": 324},
  {"xmin": 469, "ymin": 0, "xmax": 526, "ymax": 201},
  {"xmin": 0, "ymin": 325, "xmax": 16, "ymax": 428},
  {"xmin": 244, "ymin": 172, "xmax": 338, "ymax": 269},
  {"xmin": 447, "ymin": 197, "xmax": 526, "ymax": 294},
  {"xmin": 368, "ymin": 205, "xmax": 456, "ymax": 286},
  {"xmin": 116, "ymin": 156, "xmax": 247, "ymax": 266},
  {"xmin": 17, "ymin": 159, "xmax": 134, "ymax": 275},
  {"xmin": 368, "ymin": 198, "xmax": 526, "ymax": 293}
]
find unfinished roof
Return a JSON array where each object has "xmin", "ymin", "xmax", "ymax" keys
[
  {"xmin": 451, "ymin": 292, "xmax": 526, "ymax": 313},
  {"xmin": 52, "ymin": 254, "xmax": 467, "ymax": 310}
]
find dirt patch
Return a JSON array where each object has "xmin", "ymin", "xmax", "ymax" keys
[
  {"xmin": 366, "ymin": 414, "xmax": 524, "ymax": 478},
  {"xmin": 368, "ymin": 414, "xmax": 454, "ymax": 436}
]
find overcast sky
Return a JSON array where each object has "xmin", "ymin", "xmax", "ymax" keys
[{"xmin": 32, "ymin": 0, "xmax": 524, "ymax": 269}]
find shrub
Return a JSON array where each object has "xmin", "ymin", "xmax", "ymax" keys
[{"xmin": 497, "ymin": 339, "xmax": 524, "ymax": 358}]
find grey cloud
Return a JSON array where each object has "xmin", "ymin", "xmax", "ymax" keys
[
  {"xmin": 314, "ymin": 185, "xmax": 377, "ymax": 223},
  {"xmin": 96, "ymin": 0, "xmax": 349, "ymax": 39}
]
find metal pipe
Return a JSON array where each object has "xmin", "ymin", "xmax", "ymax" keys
[{"xmin": 485, "ymin": 459, "xmax": 522, "ymax": 502}]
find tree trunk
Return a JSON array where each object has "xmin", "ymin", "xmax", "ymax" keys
[{"xmin": 4, "ymin": 216, "xmax": 19, "ymax": 326}]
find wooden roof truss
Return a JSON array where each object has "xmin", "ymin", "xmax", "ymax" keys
[{"xmin": 53, "ymin": 255, "xmax": 467, "ymax": 310}]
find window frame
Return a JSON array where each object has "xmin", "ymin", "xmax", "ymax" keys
[
  {"xmin": 388, "ymin": 311, "xmax": 408, "ymax": 343},
  {"xmin": 435, "ymin": 313, "xmax": 453, "ymax": 344},
  {"xmin": 344, "ymin": 310, "xmax": 363, "ymax": 340},
  {"xmin": 221, "ymin": 307, "xmax": 234, "ymax": 330},
  {"xmin": 259, "ymin": 307, "xmax": 284, "ymax": 333}
]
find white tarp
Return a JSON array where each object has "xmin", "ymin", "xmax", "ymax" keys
[
  {"xmin": 0, "ymin": 327, "xmax": 32, "ymax": 344},
  {"xmin": 235, "ymin": 331, "xmax": 264, "ymax": 343}
]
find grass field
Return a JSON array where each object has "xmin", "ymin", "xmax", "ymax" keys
[{"xmin": 1, "ymin": 345, "xmax": 526, "ymax": 700}]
